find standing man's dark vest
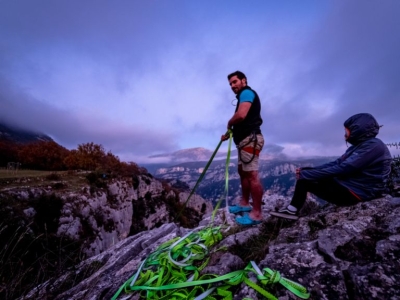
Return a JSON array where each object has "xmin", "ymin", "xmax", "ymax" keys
[{"xmin": 232, "ymin": 86, "xmax": 263, "ymax": 144}]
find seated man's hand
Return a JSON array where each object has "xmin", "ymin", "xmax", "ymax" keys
[
  {"xmin": 296, "ymin": 168, "xmax": 301, "ymax": 180},
  {"xmin": 221, "ymin": 134, "xmax": 229, "ymax": 141}
]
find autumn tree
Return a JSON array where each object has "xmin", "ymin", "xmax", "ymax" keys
[
  {"xmin": 75, "ymin": 142, "xmax": 107, "ymax": 171},
  {"xmin": 0, "ymin": 140, "xmax": 18, "ymax": 166},
  {"xmin": 18, "ymin": 141, "xmax": 70, "ymax": 170},
  {"xmin": 119, "ymin": 161, "xmax": 148, "ymax": 176},
  {"xmin": 63, "ymin": 149, "xmax": 80, "ymax": 170},
  {"xmin": 102, "ymin": 151, "xmax": 121, "ymax": 173}
]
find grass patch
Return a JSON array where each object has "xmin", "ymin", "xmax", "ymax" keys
[
  {"xmin": 307, "ymin": 219, "xmax": 326, "ymax": 237},
  {"xmin": 0, "ymin": 169, "xmax": 89, "ymax": 192},
  {"xmin": 229, "ymin": 218, "xmax": 292, "ymax": 263},
  {"xmin": 0, "ymin": 169, "xmax": 56, "ymax": 179}
]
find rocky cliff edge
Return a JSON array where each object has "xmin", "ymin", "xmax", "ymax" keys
[{"xmin": 22, "ymin": 195, "xmax": 400, "ymax": 300}]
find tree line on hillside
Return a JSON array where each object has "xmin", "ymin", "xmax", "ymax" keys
[{"xmin": 0, "ymin": 140, "xmax": 146, "ymax": 176}]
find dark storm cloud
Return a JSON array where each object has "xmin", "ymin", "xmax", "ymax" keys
[
  {"xmin": 0, "ymin": 75, "xmax": 178, "ymax": 157},
  {"xmin": 0, "ymin": 1, "xmax": 201, "ymax": 77},
  {"xmin": 0, "ymin": 1, "xmax": 399, "ymax": 161},
  {"xmin": 261, "ymin": 1, "xmax": 400, "ymax": 153}
]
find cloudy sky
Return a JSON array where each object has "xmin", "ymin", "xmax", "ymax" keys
[{"xmin": 1, "ymin": 1, "xmax": 399, "ymax": 163}]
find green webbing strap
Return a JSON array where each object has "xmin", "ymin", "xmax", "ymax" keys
[
  {"xmin": 113, "ymin": 262, "xmax": 308, "ymax": 299},
  {"xmin": 111, "ymin": 226, "xmax": 310, "ymax": 300},
  {"xmin": 179, "ymin": 129, "xmax": 232, "ymax": 215},
  {"xmin": 225, "ymin": 133, "xmax": 232, "ymax": 209},
  {"xmin": 245, "ymin": 261, "xmax": 310, "ymax": 299},
  {"xmin": 210, "ymin": 130, "xmax": 233, "ymax": 224}
]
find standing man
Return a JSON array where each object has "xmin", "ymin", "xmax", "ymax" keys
[{"xmin": 221, "ymin": 71, "xmax": 264, "ymax": 226}]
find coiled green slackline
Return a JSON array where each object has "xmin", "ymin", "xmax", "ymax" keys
[
  {"xmin": 111, "ymin": 226, "xmax": 309, "ymax": 300},
  {"xmin": 111, "ymin": 226, "xmax": 223, "ymax": 300}
]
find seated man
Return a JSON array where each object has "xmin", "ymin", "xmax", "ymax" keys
[{"xmin": 270, "ymin": 113, "xmax": 392, "ymax": 220}]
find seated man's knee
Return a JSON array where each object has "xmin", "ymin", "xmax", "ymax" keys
[{"xmin": 295, "ymin": 178, "xmax": 312, "ymax": 188}]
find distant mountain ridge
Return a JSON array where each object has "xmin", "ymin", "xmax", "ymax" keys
[
  {"xmin": 143, "ymin": 146, "xmax": 338, "ymax": 203},
  {"xmin": 149, "ymin": 147, "xmax": 227, "ymax": 162},
  {"xmin": 0, "ymin": 121, "xmax": 53, "ymax": 144},
  {"xmin": 152, "ymin": 156, "xmax": 337, "ymax": 206},
  {"xmin": 145, "ymin": 143, "xmax": 287, "ymax": 169}
]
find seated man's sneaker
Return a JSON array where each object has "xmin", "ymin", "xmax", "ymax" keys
[{"xmin": 269, "ymin": 207, "xmax": 299, "ymax": 220}]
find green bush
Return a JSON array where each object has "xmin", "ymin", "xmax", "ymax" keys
[
  {"xmin": 387, "ymin": 156, "xmax": 400, "ymax": 195},
  {"xmin": 85, "ymin": 172, "xmax": 107, "ymax": 188}
]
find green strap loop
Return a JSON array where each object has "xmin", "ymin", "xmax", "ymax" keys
[
  {"xmin": 194, "ymin": 286, "xmax": 216, "ymax": 300},
  {"xmin": 243, "ymin": 277, "xmax": 277, "ymax": 300},
  {"xmin": 245, "ymin": 262, "xmax": 310, "ymax": 300},
  {"xmin": 130, "ymin": 270, "xmax": 243, "ymax": 291}
]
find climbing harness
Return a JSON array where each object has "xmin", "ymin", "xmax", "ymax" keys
[
  {"xmin": 112, "ymin": 131, "xmax": 310, "ymax": 300},
  {"xmin": 237, "ymin": 131, "xmax": 259, "ymax": 165}
]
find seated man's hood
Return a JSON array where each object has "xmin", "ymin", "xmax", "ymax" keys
[{"xmin": 344, "ymin": 113, "xmax": 380, "ymax": 145}]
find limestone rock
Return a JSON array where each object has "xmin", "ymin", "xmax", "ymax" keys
[
  {"xmin": 179, "ymin": 191, "xmax": 213, "ymax": 215},
  {"xmin": 1, "ymin": 174, "xmax": 211, "ymax": 258},
  {"xmin": 9, "ymin": 187, "xmax": 400, "ymax": 299}
]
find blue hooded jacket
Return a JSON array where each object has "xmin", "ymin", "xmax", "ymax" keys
[{"xmin": 299, "ymin": 113, "xmax": 392, "ymax": 201}]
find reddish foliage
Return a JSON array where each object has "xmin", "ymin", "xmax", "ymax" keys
[
  {"xmin": 0, "ymin": 140, "xmax": 19, "ymax": 166},
  {"xmin": 18, "ymin": 141, "xmax": 70, "ymax": 170},
  {"xmin": 1, "ymin": 140, "xmax": 147, "ymax": 176}
]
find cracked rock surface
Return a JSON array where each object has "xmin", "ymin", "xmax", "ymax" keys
[{"xmin": 21, "ymin": 196, "xmax": 400, "ymax": 300}]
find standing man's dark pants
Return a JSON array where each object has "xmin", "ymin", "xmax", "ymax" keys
[{"xmin": 290, "ymin": 178, "xmax": 360, "ymax": 209}]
